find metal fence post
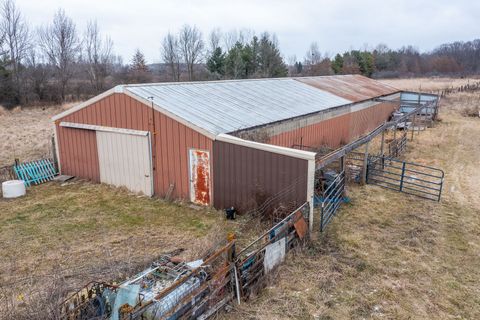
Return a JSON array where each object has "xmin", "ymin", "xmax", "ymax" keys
[
  {"xmin": 380, "ymin": 128, "xmax": 385, "ymax": 156},
  {"xmin": 340, "ymin": 156, "xmax": 346, "ymax": 197},
  {"xmin": 320, "ymin": 202, "xmax": 324, "ymax": 232},
  {"xmin": 399, "ymin": 162, "xmax": 406, "ymax": 192},
  {"xmin": 361, "ymin": 142, "xmax": 369, "ymax": 185},
  {"xmin": 233, "ymin": 265, "xmax": 241, "ymax": 305},
  {"xmin": 51, "ymin": 136, "xmax": 59, "ymax": 173}
]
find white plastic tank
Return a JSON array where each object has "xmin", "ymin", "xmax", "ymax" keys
[{"xmin": 2, "ymin": 180, "xmax": 26, "ymax": 198}]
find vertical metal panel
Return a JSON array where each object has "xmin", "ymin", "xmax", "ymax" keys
[
  {"xmin": 55, "ymin": 125, "xmax": 100, "ymax": 182},
  {"xmin": 213, "ymin": 141, "xmax": 308, "ymax": 213},
  {"xmin": 188, "ymin": 149, "xmax": 211, "ymax": 205},
  {"xmin": 268, "ymin": 102, "xmax": 397, "ymax": 149},
  {"xmin": 96, "ymin": 131, "xmax": 153, "ymax": 196},
  {"xmin": 56, "ymin": 93, "xmax": 214, "ymax": 201}
]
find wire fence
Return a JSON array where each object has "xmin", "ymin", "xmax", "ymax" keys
[{"xmin": 235, "ymin": 202, "xmax": 310, "ymax": 300}]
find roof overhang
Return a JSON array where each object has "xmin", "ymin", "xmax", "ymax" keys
[
  {"xmin": 216, "ymin": 133, "xmax": 316, "ymax": 161},
  {"xmin": 60, "ymin": 121, "xmax": 150, "ymax": 136}
]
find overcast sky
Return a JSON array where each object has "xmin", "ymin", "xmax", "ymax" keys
[{"xmin": 16, "ymin": 0, "xmax": 480, "ymax": 64}]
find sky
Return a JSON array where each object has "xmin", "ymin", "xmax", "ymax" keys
[{"xmin": 16, "ymin": 0, "xmax": 480, "ymax": 64}]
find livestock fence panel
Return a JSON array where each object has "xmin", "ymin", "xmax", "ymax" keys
[
  {"xmin": 367, "ymin": 155, "xmax": 444, "ymax": 202},
  {"xmin": 319, "ymin": 170, "xmax": 346, "ymax": 232},
  {"xmin": 388, "ymin": 131, "xmax": 407, "ymax": 158},
  {"xmin": 234, "ymin": 202, "xmax": 310, "ymax": 300}
]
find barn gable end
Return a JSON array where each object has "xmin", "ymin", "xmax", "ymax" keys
[{"xmin": 55, "ymin": 92, "xmax": 214, "ymax": 201}]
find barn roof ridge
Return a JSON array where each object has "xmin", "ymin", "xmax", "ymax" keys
[{"xmin": 52, "ymin": 75, "xmax": 399, "ymax": 137}]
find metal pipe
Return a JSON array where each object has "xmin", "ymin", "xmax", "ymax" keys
[
  {"xmin": 233, "ymin": 265, "xmax": 241, "ymax": 304},
  {"xmin": 361, "ymin": 142, "xmax": 369, "ymax": 185}
]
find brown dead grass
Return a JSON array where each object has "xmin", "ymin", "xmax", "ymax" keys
[
  {"xmin": 0, "ymin": 103, "xmax": 76, "ymax": 167},
  {"xmin": 222, "ymin": 84, "xmax": 480, "ymax": 319},
  {"xmin": 381, "ymin": 77, "xmax": 479, "ymax": 92},
  {"xmin": 0, "ymin": 180, "xmax": 252, "ymax": 319}
]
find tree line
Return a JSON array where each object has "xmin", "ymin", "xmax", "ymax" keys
[{"xmin": 0, "ymin": 0, "xmax": 479, "ymax": 108}]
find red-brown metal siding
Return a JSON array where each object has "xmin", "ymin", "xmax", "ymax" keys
[
  {"xmin": 213, "ymin": 140, "xmax": 308, "ymax": 213},
  {"xmin": 268, "ymin": 102, "xmax": 397, "ymax": 149},
  {"xmin": 57, "ymin": 127, "xmax": 100, "ymax": 182},
  {"xmin": 56, "ymin": 93, "xmax": 214, "ymax": 201}
]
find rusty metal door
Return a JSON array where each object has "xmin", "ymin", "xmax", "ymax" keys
[{"xmin": 189, "ymin": 149, "xmax": 211, "ymax": 205}]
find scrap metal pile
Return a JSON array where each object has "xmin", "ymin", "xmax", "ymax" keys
[
  {"xmin": 61, "ymin": 244, "xmax": 235, "ymax": 320},
  {"xmin": 61, "ymin": 203, "xmax": 311, "ymax": 320}
]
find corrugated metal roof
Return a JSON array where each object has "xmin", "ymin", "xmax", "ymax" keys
[
  {"xmin": 295, "ymin": 75, "xmax": 399, "ymax": 102},
  {"xmin": 125, "ymin": 79, "xmax": 351, "ymax": 136}
]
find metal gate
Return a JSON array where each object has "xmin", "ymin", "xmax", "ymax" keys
[
  {"xmin": 367, "ymin": 155, "xmax": 444, "ymax": 201},
  {"xmin": 319, "ymin": 170, "xmax": 345, "ymax": 231}
]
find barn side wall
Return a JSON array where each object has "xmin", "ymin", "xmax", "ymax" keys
[
  {"xmin": 267, "ymin": 102, "xmax": 397, "ymax": 148},
  {"xmin": 55, "ymin": 93, "xmax": 214, "ymax": 201},
  {"xmin": 213, "ymin": 140, "xmax": 308, "ymax": 213}
]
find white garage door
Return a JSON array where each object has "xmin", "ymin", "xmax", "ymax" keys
[{"xmin": 96, "ymin": 130, "xmax": 153, "ymax": 196}]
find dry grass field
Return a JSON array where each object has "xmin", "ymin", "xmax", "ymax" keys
[
  {"xmin": 381, "ymin": 77, "xmax": 478, "ymax": 92},
  {"xmin": 0, "ymin": 104, "xmax": 73, "ymax": 168},
  {"xmin": 0, "ymin": 180, "xmax": 258, "ymax": 319},
  {"xmin": 223, "ymin": 80, "xmax": 480, "ymax": 319}
]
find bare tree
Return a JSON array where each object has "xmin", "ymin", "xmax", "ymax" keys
[
  {"xmin": 1, "ymin": 0, "xmax": 30, "ymax": 103},
  {"xmin": 25, "ymin": 46, "xmax": 50, "ymax": 102},
  {"xmin": 178, "ymin": 24, "xmax": 204, "ymax": 81},
  {"xmin": 223, "ymin": 28, "xmax": 254, "ymax": 52},
  {"xmin": 84, "ymin": 20, "xmax": 113, "ymax": 93},
  {"xmin": 38, "ymin": 9, "xmax": 80, "ymax": 101},
  {"xmin": 304, "ymin": 42, "xmax": 322, "ymax": 65},
  {"xmin": 223, "ymin": 29, "xmax": 238, "ymax": 52},
  {"xmin": 161, "ymin": 32, "xmax": 181, "ymax": 81},
  {"xmin": 208, "ymin": 28, "xmax": 222, "ymax": 54}
]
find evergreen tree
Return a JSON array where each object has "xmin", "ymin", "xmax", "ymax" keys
[
  {"xmin": 129, "ymin": 49, "xmax": 150, "ymax": 83},
  {"xmin": 206, "ymin": 47, "xmax": 226, "ymax": 78},
  {"xmin": 225, "ymin": 42, "xmax": 247, "ymax": 79},
  {"xmin": 256, "ymin": 33, "xmax": 287, "ymax": 77},
  {"xmin": 294, "ymin": 61, "xmax": 303, "ymax": 74},
  {"xmin": 352, "ymin": 50, "xmax": 374, "ymax": 77},
  {"xmin": 130, "ymin": 49, "xmax": 148, "ymax": 72},
  {"xmin": 331, "ymin": 54, "xmax": 344, "ymax": 74}
]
